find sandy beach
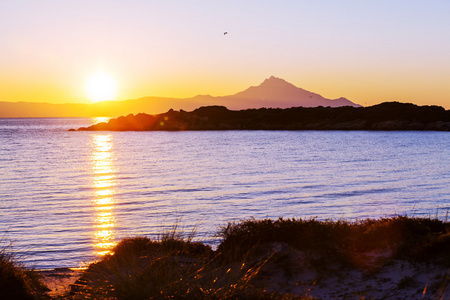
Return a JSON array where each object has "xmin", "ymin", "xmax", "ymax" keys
[{"xmin": 38, "ymin": 268, "xmax": 84, "ymax": 298}]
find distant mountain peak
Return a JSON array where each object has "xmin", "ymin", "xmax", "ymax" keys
[
  {"xmin": 227, "ymin": 76, "xmax": 361, "ymax": 108},
  {"xmin": 261, "ymin": 76, "xmax": 291, "ymax": 86},
  {"xmin": 267, "ymin": 75, "xmax": 283, "ymax": 81}
]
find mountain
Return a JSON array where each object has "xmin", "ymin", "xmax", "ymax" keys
[
  {"xmin": 0, "ymin": 76, "xmax": 361, "ymax": 118},
  {"xmin": 219, "ymin": 76, "xmax": 359, "ymax": 109}
]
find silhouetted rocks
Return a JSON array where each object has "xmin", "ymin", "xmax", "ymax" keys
[{"xmin": 74, "ymin": 102, "xmax": 450, "ymax": 131}]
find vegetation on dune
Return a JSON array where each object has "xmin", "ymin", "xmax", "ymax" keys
[
  {"xmin": 70, "ymin": 227, "xmax": 306, "ymax": 299},
  {"xmin": 218, "ymin": 216, "xmax": 450, "ymax": 266},
  {"xmin": 0, "ymin": 242, "xmax": 48, "ymax": 300},
  {"xmin": 2, "ymin": 216, "xmax": 450, "ymax": 299},
  {"xmin": 67, "ymin": 216, "xmax": 450, "ymax": 299}
]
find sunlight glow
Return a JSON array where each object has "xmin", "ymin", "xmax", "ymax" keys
[
  {"xmin": 91, "ymin": 134, "xmax": 118, "ymax": 256},
  {"xmin": 95, "ymin": 197, "xmax": 114, "ymax": 206},
  {"xmin": 94, "ymin": 180, "xmax": 114, "ymax": 189},
  {"xmin": 95, "ymin": 230, "xmax": 114, "ymax": 239},
  {"xmin": 96, "ymin": 189, "xmax": 114, "ymax": 197},
  {"xmin": 85, "ymin": 71, "xmax": 118, "ymax": 103},
  {"xmin": 93, "ymin": 117, "xmax": 110, "ymax": 124}
]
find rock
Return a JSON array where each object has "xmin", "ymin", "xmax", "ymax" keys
[{"xmin": 71, "ymin": 102, "xmax": 450, "ymax": 132}]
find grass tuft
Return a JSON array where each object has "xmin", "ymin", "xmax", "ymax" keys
[
  {"xmin": 217, "ymin": 216, "xmax": 450, "ymax": 268},
  {"xmin": 0, "ymin": 241, "xmax": 48, "ymax": 300},
  {"xmin": 70, "ymin": 226, "xmax": 309, "ymax": 299}
]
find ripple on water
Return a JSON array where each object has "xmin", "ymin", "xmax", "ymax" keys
[{"xmin": 0, "ymin": 122, "xmax": 449, "ymax": 268}]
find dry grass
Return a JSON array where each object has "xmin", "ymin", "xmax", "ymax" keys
[
  {"xmin": 67, "ymin": 216, "xmax": 450, "ymax": 299},
  {"xmin": 69, "ymin": 225, "xmax": 309, "ymax": 299},
  {"xmin": 218, "ymin": 216, "xmax": 450, "ymax": 268},
  {"xmin": 2, "ymin": 216, "xmax": 450, "ymax": 299},
  {"xmin": 0, "ymin": 241, "xmax": 48, "ymax": 300}
]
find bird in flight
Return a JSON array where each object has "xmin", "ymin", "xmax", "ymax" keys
[{"xmin": 224, "ymin": 32, "xmax": 228, "ymax": 35}]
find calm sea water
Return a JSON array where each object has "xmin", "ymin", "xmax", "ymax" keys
[{"xmin": 0, "ymin": 118, "xmax": 449, "ymax": 269}]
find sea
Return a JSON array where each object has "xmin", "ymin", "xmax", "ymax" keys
[{"xmin": 0, "ymin": 118, "xmax": 449, "ymax": 269}]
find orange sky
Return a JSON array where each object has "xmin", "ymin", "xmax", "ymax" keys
[{"xmin": 1, "ymin": 1, "xmax": 449, "ymax": 109}]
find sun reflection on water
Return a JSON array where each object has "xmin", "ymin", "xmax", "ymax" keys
[{"xmin": 91, "ymin": 134, "xmax": 117, "ymax": 256}]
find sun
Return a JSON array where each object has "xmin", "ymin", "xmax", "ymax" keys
[{"xmin": 85, "ymin": 71, "xmax": 118, "ymax": 102}]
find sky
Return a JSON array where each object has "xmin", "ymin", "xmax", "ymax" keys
[{"xmin": 1, "ymin": 0, "xmax": 450, "ymax": 108}]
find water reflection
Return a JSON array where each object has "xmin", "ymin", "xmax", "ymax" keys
[{"xmin": 91, "ymin": 133, "xmax": 117, "ymax": 256}]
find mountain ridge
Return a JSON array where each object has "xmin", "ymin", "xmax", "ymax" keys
[
  {"xmin": 224, "ymin": 76, "xmax": 358, "ymax": 108},
  {"xmin": 0, "ymin": 76, "xmax": 360, "ymax": 117}
]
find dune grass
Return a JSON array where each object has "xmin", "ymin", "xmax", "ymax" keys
[
  {"xmin": 66, "ymin": 216, "xmax": 450, "ymax": 299},
  {"xmin": 0, "ymin": 241, "xmax": 48, "ymax": 300},
  {"xmin": 70, "ymin": 225, "xmax": 305, "ymax": 299},
  {"xmin": 217, "ymin": 216, "xmax": 450, "ymax": 267},
  {"xmin": 1, "ymin": 216, "xmax": 450, "ymax": 299}
]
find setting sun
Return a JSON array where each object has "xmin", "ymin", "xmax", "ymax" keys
[{"xmin": 85, "ymin": 71, "xmax": 118, "ymax": 102}]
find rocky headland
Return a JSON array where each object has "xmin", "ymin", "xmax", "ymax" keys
[{"xmin": 73, "ymin": 102, "xmax": 450, "ymax": 131}]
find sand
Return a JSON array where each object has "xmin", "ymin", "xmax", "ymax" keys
[
  {"xmin": 38, "ymin": 268, "xmax": 84, "ymax": 298},
  {"xmin": 257, "ymin": 242, "xmax": 449, "ymax": 299}
]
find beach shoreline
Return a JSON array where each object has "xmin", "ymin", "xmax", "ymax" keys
[
  {"xmin": 19, "ymin": 216, "xmax": 447, "ymax": 299},
  {"xmin": 38, "ymin": 268, "xmax": 84, "ymax": 298},
  {"xmin": 35, "ymin": 247, "xmax": 449, "ymax": 299}
]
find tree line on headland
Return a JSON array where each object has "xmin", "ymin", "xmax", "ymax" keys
[{"xmin": 73, "ymin": 102, "xmax": 450, "ymax": 131}]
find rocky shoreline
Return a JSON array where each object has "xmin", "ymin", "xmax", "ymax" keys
[{"xmin": 72, "ymin": 102, "xmax": 450, "ymax": 132}]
